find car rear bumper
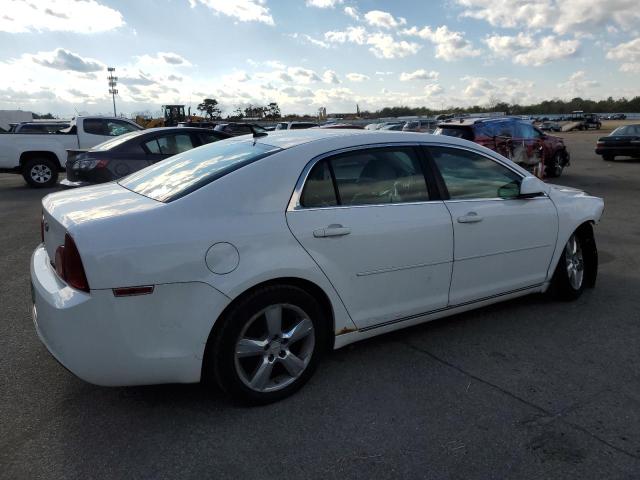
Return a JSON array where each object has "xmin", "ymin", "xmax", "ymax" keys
[
  {"xmin": 30, "ymin": 244, "xmax": 230, "ymax": 386},
  {"xmin": 596, "ymin": 146, "xmax": 640, "ymax": 157}
]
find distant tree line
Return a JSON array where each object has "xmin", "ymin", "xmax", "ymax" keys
[
  {"xmin": 369, "ymin": 96, "xmax": 640, "ymax": 119},
  {"xmin": 196, "ymin": 98, "xmax": 282, "ymax": 120}
]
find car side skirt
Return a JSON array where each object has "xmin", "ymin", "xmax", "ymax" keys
[{"xmin": 334, "ymin": 283, "xmax": 545, "ymax": 349}]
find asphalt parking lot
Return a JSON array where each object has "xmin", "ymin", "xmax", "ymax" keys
[{"xmin": 1, "ymin": 129, "xmax": 639, "ymax": 479}]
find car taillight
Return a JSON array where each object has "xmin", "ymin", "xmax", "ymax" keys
[{"xmin": 54, "ymin": 234, "xmax": 90, "ymax": 292}]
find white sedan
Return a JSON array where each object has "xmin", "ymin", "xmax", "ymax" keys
[{"xmin": 31, "ymin": 130, "xmax": 604, "ymax": 404}]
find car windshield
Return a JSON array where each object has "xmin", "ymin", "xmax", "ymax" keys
[
  {"xmin": 92, "ymin": 130, "xmax": 147, "ymax": 151},
  {"xmin": 611, "ymin": 125, "xmax": 640, "ymax": 136},
  {"xmin": 119, "ymin": 139, "xmax": 281, "ymax": 202}
]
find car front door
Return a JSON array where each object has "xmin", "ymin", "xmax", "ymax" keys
[
  {"xmin": 286, "ymin": 145, "xmax": 453, "ymax": 329},
  {"xmin": 427, "ymin": 145, "xmax": 558, "ymax": 305}
]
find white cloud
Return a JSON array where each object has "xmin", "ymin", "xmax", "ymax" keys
[
  {"xmin": 322, "ymin": 70, "xmax": 341, "ymax": 84},
  {"xmin": 0, "ymin": 0, "xmax": 124, "ymax": 33},
  {"xmin": 485, "ymin": 33, "xmax": 579, "ymax": 66},
  {"xmin": 606, "ymin": 37, "xmax": 640, "ymax": 73},
  {"xmin": 223, "ymin": 71, "xmax": 251, "ymax": 83},
  {"xmin": 399, "ymin": 69, "xmax": 439, "ymax": 81},
  {"xmin": 29, "ymin": 48, "xmax": 104, "ymax": 72},
  {"xmin": 366, "ymin": 33, "xmax": 421, "ymax": 59},
  {"xmin": 456, "ymin": 0, "xmax": 640, "ymax": 35},
  {"xmin": 306, "ymin": 0, "xmax": 343, "ymax": 7},
  {"xmin": 460, "ymin": 76, "xmax": 538, "ymax": 105},
  {"xmin": 344, "ymin": 6, "xmax": 360, "ymax": 20},
  {"xmin": 135, "ymin": 52, "xmax": 192, "ymax": 67},
  {"xmin": 363, "ymin": 10, "xmax": 407, "ymax": 29},
  {"xmin": 424, "ymin": 84, "xmax": 444, "ymax": 96},
  {"xmin": 346, "ymin": 73, "xmax": 370, "ymax": 82},
  {"xmin": 189, "ymin": 0, "xmax": 274, "ymax": 25},
  {"xmin": 557, "ymin": 71, "xmax": 600, "ymax": 95},
  {"xmin": 401, "ymin": 25, "xmax": 480, "ymax": 61},
  {"xmin": 324, "ymin": 26, "xmax": 367, "ymax": 45},
  {"xmin": 290, "ymin": 33, "xmax": 330, "ymax": 48}
]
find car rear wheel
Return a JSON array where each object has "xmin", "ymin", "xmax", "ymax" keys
[
  {"xmin": 550, "ymin": 233, "xmax": 585, "ymax": 301},
  {"xmin": 546, "ymin": 151, "xmax": 565, "ymax": 178},
  {"xmin": 206, "ymin": 285, "xmax": 324, "ymax": 404},
  {"xmin": 22, "ymin": 157, "xmax": 58, "ymax": 188}
]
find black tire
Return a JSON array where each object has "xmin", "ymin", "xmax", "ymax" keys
[
  {"xmin": 206, "ymin": 285, "xmax": 325, "ymax": 405},
  {"xmin": 549, "ymin": 233, "xmax": 586, "ymax": 301},
  {"xmin": 545, "ymin": 151, "xmax": 565, "ymax": 178},
  {"xmin": 602, "ymin": 155, "xmax": 614, "ymax": 162},
  {"xmin": 22, "ymin": 157, "xmax": 59, "ymax": 188}
]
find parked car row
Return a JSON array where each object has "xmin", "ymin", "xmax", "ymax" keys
[{"xmin": 0, "ymin": 116, "xmax": 142, "ymax": 187}]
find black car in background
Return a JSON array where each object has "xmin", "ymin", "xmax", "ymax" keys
[
  {"xmin": 61, "ymin": 127, "xmax": 231, "ymax": 188},
  {"xmin": 596, "ymin": 124, "xmax": 640, "ymax": 161}
]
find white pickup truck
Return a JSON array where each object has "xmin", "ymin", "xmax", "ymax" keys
[{"xmin": 0, "ymin": 116, "xmax": 142, "ymax": 187}]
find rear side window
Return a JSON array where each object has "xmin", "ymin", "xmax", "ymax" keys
[
  {"xmin": 145, "ymin": 134, "xmax": 195, "ymax": 155},
  {"xmin": 83, "ymin": 119, "xmax": 105, "ymax": 135},
  {"xmin": 105, "ymin": 120, "xmax": 140, "ymax": 136},
  {"xmin": 120, "ymin": 139, "xmax": 281, "ymax": 202},
  {"xmin": 300, "ymin": 147, "xmax": 428, "ymax": 208},
  {"xmin": 300, "ymin": 161, "xmax": 337, "ymax": 208},
  {"xmin": 198, "ymin": 132, "xmax": 224, "ymax": 145},
  {"xmin": 429, "ymin": 147, "xmax": 521, "ymax": 200}
]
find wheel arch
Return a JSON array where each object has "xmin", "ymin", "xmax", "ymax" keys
[
  {"xmin": 549, "ymin": 220, "xmax": 597, "ymax": 289},
  {"xmin": 19, "ymin": 151, "xmax": 62, "ymax": 170},
  {"xmin": 201, "ymin": 276, "xmax": 336, "ymax": 381}
]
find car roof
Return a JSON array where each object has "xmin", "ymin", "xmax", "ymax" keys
[
  {"xmin": 140, "ymin": 127, "xmax": 221, "ymax": 134},
  {"xmin": 253, "ymin": 128, "xmax": 485, "ymax": 151}
]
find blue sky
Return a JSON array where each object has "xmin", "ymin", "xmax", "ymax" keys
[{"xmin": 0, "ymin": 0, "xmax": 639, "ymax": 117}]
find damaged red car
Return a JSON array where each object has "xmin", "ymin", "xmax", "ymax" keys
[{"xmin": 434, "ymin": 117, "xmax": 570, "ymax": 178}]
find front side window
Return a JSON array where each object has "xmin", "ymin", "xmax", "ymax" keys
[
  {"xmin": 301, "ymin": 147, "xmax": 428, "ymax": 208},
  {"xmin": 106, "ymin": 120, "xmax": 140, "ymax": 136},
  {"xmin": 429, "ymin": 147, "xmax": 521, "ymax": 200}
]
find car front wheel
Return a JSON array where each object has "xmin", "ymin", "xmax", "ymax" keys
[
  {"xmin": 207, "ymin": 285, "xmax": 324, "ymax": 404},
  {"xmin": 550, "ymin": 233, "xmax": 586, "ymax": 300},
  {"xmin": 546, "ymin": 151, "xmax": 565, "ymax": 178}
]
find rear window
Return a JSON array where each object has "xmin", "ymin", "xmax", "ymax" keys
[
  {"xmin": 92, "ymin": 130, "xmax": 146, "ymax": 151},
  {"xmin": 119, "ymin": 139, "xmax": 281, "ymax": 202},
  {"xmin": 434, "ymin": 126, "xmax": 474, "ymax": 141}
]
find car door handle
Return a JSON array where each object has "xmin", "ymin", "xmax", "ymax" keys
[
  {"xmin": 457, "ymin": 212, "xmax": 483, "ymax": 224},
  {"xmin": 313, "ymin": 225, "xmax": 351, "ymax": 238}
]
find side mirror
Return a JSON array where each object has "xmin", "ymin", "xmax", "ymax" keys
[{"xmin": 519, "ymin": 176, "xmax": 547, "ymax": 198}]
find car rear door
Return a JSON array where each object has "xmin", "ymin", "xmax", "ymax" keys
[
  {"xmin": 286, "ymin": 145, "xmax": 453, "ymax": 330},
  {"xmin": 426, "ymin": 145, "xmax": 558, "ymax": 305}
]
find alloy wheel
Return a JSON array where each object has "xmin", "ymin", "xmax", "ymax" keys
[
  {"xmin": 565, "ymin": 234, "xmax": 584, "ymax": 290},
  {"xmin": 234, "ymin": 303, "xmax": 315, "ymax": 393},
  {"xmin": 30, "ymin": 164, "xmax": 52, "ymax": 184}
]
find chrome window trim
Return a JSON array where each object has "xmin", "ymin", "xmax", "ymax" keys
[{"xmin": 286, "ymin": 141, "xmax": 532, "ymax": 212}]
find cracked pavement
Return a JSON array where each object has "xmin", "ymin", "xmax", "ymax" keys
[{"xmin": 1, "ymin": 129, "xmax": 639, "ymax": 479}]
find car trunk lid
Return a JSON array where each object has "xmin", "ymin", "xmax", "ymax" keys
[{"xmin": 42, "ymin": 182, "xmax": 159, "ymax": 262}]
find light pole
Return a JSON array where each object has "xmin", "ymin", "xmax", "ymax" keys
[{"xmin": 107, "ymin": 67, "xmax": 118, "ymax": 116}]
